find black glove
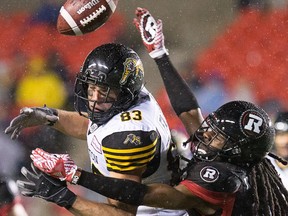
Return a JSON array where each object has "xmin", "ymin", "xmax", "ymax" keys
[
  {"xmin": 17, "ymin": 163, "xmax": 76, "ymax": 209},
  {"xmin": 5, "ymin": 105, "xmax": 59, "ymax": 140}
]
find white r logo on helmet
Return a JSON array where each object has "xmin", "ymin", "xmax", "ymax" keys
[
  {"xmin": 241, "ymin": 110, "xmax": 266, "ymax": 138},
  {"xmin": 244, "ymin": 113, "xmax": 263, "ymax": 134}
]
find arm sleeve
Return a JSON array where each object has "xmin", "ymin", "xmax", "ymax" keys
[
  {"xmin": 155, "ymin": 55, "xmax": 199, "ymax": 116},
  {"xmin": 78, "ymin": 170, "xmax": 148, "ymax": 206}
]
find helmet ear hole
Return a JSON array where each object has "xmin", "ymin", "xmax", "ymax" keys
[{"xmin": 74, "ymin": 43, "xmax": 144, "ymax": 125}]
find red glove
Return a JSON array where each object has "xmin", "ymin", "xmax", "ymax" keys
[
  {"xmin": 133, "ymin": 7, "xmax": 168, "ymax": 59},
  {"xmin": 30, "ymin": 148, "xmax": 81, "ymax": 184}
]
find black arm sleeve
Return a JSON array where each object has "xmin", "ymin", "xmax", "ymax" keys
[
  {"xmin": 155, "ymin": 55, "xmax": 199, "ymax": 116},
  {"xmin": 78, "ymin": 170, "xmax": 148, "ymax": 206}
]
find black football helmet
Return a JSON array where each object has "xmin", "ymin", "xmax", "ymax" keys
[
  {"xmin": 192, "ymin": 101, "xmax": 275, "ymax": 167},
  {"xmin": 74, "ymin": 43, "xmax": 144, "ymax": 125}
]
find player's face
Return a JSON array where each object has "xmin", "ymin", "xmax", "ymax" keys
[
  {"xmin": 202, "ymin": 130, "xmax": 226, "ymax": 149},
  {"xmin": 87, "ymin": 84, "xmax": 118, "ymax": 112},
  {"xmin": 192, "ymin": 124, "xmax": 227, "ymax": 161},
  {"xmin": 274, "ymin": 132, "xmax": 288, "ymax": 160}
]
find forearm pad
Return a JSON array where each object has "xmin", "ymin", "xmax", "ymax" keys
[
  {"xmin": 78, "ymin": 171, "xmax": 148, "ymax": 206},
  {"xmin": 155, "ymin": 55, "xmax": 199, "ymax": 115}
]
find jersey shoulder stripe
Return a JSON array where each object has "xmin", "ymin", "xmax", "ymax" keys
[
  {"xmin": 102, "ymin": 131, "xmax": 158, "ymax": 172},
  {"xmin": 102, "ymin": 138, "xmax": 157, "ymax": 155},
  {"xmin": 106, "ymin": 155, "xmax": 155, "ymax": 171}
]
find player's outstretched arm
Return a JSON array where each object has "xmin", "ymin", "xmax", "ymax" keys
[
  {"xmin": 17, "ymin": 163, "xmax": 134, "ymax": 216},
  {"xmin": 70, "ymin": 196, "xmax": 134, "ymax": 216},
  {"xmin": 4, "ymin": 106, "xmax": 59, "ymax": 140},
  {"xmin": 133, "ymin": 7, "xmax": 204, "ymax": 135},
  {"xmin": 30, "ymin": 148, "xmax": 217, "ymax": 215},
  {"xmin": 53, "ymin": 109, "xmax": 88, "ymax": 140},
  {"xmin": 4, "ymin": 106, "xmax": 88, "ymax": 140},
  {"xmin": 31, "ymin": 148, "xmax": 139, "ymax": 214}
]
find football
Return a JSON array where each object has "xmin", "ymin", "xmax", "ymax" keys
[{"xmin": 57, "ymin": 0, "xmax": 118, "ymax": 36}]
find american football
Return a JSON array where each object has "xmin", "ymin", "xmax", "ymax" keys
[{"xmin": 57, "ymin": 0, "xmax": 118, "ymax": 36}]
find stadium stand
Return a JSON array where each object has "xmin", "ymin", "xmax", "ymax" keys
[
  {"xmin": 196, "ymin": 8, "xmax": 288, "ymax": 109},
  {"xmin": 0, "ymin": 11, "xmax": 126, "ymax": 76}
]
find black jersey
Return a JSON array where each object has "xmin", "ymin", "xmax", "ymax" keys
[{"xmin": 180, "ymin": 161, "xmax": 248, "ymax": 216}]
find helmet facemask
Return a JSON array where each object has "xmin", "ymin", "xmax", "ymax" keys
[
  {"xmin": 74, "ymin": 72, "xmax": 135, "ymax": 125},
  {"xmin": 74, "ymin": 43, "xmax": 144, "ymax": 126},
  {"xmin": 193, "ymin": 115, "xmax": 243, "ymax": 162}
]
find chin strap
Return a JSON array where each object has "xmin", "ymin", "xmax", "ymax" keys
[{"xmin": 268, "ymin": 152, "xmax": 288, "ymax": 165}]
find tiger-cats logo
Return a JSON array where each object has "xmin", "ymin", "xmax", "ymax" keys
[
  {"xmin": 124, "ymin": 134, "xmax": 142, "ymax": 146},
  {"xmin": 120, "ymin": 58, "xmax": 144, "ymax": 85}
]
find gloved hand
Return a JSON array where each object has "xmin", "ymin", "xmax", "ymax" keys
[
  {"xmin": 133, "ymin": 7, "xmax": 168, "ymax": 59},
  {"xmin": 31, "ymin": 148, "xmax": 81, "ymax": 185},
  {"xmin": 4, "ymin": 105, "xmax": 59, "ymax": 140},
  {"xmin": 17, "ymin": 163, "xmax": 77, "ymax": 209}
]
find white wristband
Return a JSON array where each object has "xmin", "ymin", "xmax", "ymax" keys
[
  {"xmin": 71, "ymin": 167, "xmax": 82, "ymax": 185},
  {"xmin": 149, "ymin": 48, "xmax": 169, "ymax": 59}
]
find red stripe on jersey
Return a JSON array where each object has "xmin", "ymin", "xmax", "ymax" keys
[{"xmin": 180, "ymin": 180, "xmax": 235, "ymax": 216}]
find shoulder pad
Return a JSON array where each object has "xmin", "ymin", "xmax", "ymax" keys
[
  {"xmin": 185, "ymin": 161, "xmax": 246, "ymax": 193},
  {"xmin": 102, "ymin": 130, "xmax": 159, "ymax": 172}
]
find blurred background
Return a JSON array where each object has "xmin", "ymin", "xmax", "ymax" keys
[{"xmin": 1, "ymin": 0, "xmax": 288, "ymax": 215}]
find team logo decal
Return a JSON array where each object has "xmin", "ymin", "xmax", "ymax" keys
[
  {"xmin": 120, "ymin": 58, "xmax": 144, "ymax": 85},
  {"xmin": 124, "ymin": 134, "xmax": 142, "ymax": 146},
  {"xmin": 140, "ymin": 13, "xmax": 157, "ymax": 44},
  {"xmin": 89, "ymin": 123, "xmax": 98, "ymax": 134},
  {"xmin": 85, "ymin": 69, "xmax": 107, "ymax": 83},
  {"xmin": 240, "ymin": 110, "xmax": 266, "ymax": 138},
  {"xmin": 200, "ymin": 166, "xmax": 219, "ymax": 183}
]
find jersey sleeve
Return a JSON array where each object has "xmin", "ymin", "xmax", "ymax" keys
[
  {"xmin": 101, "ymin": 130, "xmax": 159, "ymax": 172},
  {"xmin": 180, "ymin": 161, "xmax": 244, "ymax": 206}
]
